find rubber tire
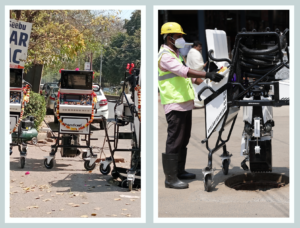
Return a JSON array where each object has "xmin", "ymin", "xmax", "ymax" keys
[
  {"xmin": 222, "ymin": 159, "xmax": 229, "ymax": 175},
  {"xmin": 54, "ymin": 115, "xmax": 58, "ymax": 124},
  {"xmin": 84, "ymin": 161, "xmax": 96, "ymax": 171},
  {"xmin": 111, "ymin": 169, "xmax": 119, "ymax": 179},
  {"xmin": 44, "ymin": 158, "xmax": 54, "ymax": 169},
  {"xmin": 204, "ymin": 174, "xmax": 212, "ymax": 192},
  {"xmin": 82, "ymin": 152, "xmax": 87, "ymax": 159},
  {"xmin": 99, "ymin": 120, "xmax": 105, "ymax": 130},
  {"xmin": 99, "ymin": 163, "xmax": 111, "ymax": 175},
  {"xmin": 20, "ymin": 157, "xmax": 25, "ymax": 168},
  {"xmin": 121, "ymin": 179, "xmax": 128, "ymax": 188}
]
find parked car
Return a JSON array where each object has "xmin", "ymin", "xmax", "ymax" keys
[
  {"xmin": 46, "ymin": 86, "xmax": 59, "ymax": 114},
  {"xmin": 93, "ymin": 85, "xmax": 109, "ymax": 129},
  {"xmin": 41, "ymin": 82, "xmax": 58, "ymax": 97}
]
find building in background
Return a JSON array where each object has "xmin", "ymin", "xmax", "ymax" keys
[{"xmin": 158, "ymin": 10, "xmax": 289, "ymax": 65}]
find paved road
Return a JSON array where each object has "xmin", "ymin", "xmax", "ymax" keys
[
  {"xmin": 158, "ymin": 103, "xmax": 289, "ymax": 218},
  {"xmin": 10, "ymin": 102, "xmax": 141, "ymax": 218}
]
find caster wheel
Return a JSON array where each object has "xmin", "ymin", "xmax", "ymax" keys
[
  {"xmin": 204, "ymin": 174, "xmax": 212, "ymax": 192},
  {"xmin": 44, "ymin": 158, "xmax": 54, "ymax": 169},
  {"xmin": 99, "ymin": 163, "xmax": 111, "ymax": 175},
  {"xmin": 82, "ymin": 152, "xmax": 87, "ymax": 159},
  {"xmin": 84, "ymin": 161, "xmax": 96, "ymax": 171},
  {"xmin": 20, "ymin": 157, "xmax": 25, "ymax": 168},
  {"xmin": 111, "ymin": 169, "xmax": 119, "ymax": 179},
  {"xmin": 128, "ymin": 180, "xmax": 133, "ymax": 191},
  {"xmin": 121, "ymin": 179, "xmax": 128, "ymax": 188},
  {"xmin": 31, "ymin": 137, "xmax": 37, "ymax": 145},
  {"xmin": 222, "ymin": 159, "xmax": 229, "ymax": 175}
]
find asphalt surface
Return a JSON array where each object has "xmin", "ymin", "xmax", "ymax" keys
[
  {"xmin": 10, "ymin": 102, "xmax": 141, "ymax": 218},
  {"xmin": 158, "ymin": 102, "xmax": 289, "ymax": 218}
]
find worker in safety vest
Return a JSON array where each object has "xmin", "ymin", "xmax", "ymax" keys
[{"xmin": 158, "ymin": 22, "xmax": 224, "ymax": 189}]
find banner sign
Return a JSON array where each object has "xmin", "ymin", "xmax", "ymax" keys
[
  {"xmin": 10, "ymin": 19, "xmax": 32, "ymax": 68},
  {"xmin": 84, "ymin": 62, "xmax": 91, "ymax": 70}
]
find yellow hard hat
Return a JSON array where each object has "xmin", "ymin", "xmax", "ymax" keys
[{"xmin": 161, "ymin": 22, "xmax": 186, "ymax": 35}]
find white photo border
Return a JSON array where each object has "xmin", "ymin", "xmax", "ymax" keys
[
  {"xmin": 153, "ymin": 5, "xmax": 294, "ymax": 223},
  {"xmin": 6, "ymin": 4, "xmax": 146, "ymax": 224}
]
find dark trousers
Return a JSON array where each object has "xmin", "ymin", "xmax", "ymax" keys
[{"xmin": 165, "ymin": 110, "xmax": 192, "ymax": 154}]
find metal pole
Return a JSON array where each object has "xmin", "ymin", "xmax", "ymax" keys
[{"xmin": 100, "ymin": 49, "xmax": 103, "ymax": 86}]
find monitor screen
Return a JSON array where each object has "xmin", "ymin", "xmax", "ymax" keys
[
  {"xmin": 60, "ymin": 71, "xmax": 93, "ymax": 90},
  {"xmin": 10, "ymin": 69, "xmax": 23, "ymax": 88},
  {"xmin": 68, "ymin": 75, "xmax": 87, "ymax": 87}
]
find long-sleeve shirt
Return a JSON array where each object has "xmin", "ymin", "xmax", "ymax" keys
[
  {"xmin": 158, "ymin": 45, "xmax": 195, "ymax": 115},
  {"xmin": 186, "ymin": 48, "xmax": 205, "ymax": 72}
]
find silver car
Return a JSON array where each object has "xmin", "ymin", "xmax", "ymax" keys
[
  {"xmin": 46, "ymin": 86, "xmax": 59, "ymax": 114},
  {"xmin": 93, "ymin": 86, "xmax": 109, "ymax": 129}
]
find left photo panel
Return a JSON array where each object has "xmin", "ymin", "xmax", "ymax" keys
[{"xmin": 7, "ymin": 6, "xmax": 144, "ymax": 221}]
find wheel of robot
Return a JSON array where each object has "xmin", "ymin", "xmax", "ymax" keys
[
  {"xmin": 111, "ymin": 169, "xmax": 119, "ymax": 179},
  {"xmin": 44, "ymin": 158, "xmax": 54, "ymax": 169},
  {"xmin": 84, "ymin": 160, "xmax": 96, "ymax": 171},
  {"xmin": 99, "ymin": 163, "xmax": 111, "ymax": 175},
  {"xmin": 20, "ymin": 157, "xmax": 25, "ymax": 168},
  {"xmin": 204, "ymin": 174, "xmax": 212, "ymax": 192},
  {"xmin": 128, "ymin": 180, "xmax": 133, "ymax": 191},
  {"xmin": 82, "ymin": 152, "xmax": 87, "ymax": 159},
  {"xmin": 222, "ymin": 159, "xmax": 229, "ymax": 175}
]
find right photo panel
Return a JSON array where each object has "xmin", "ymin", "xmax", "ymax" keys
[{"xmin": 157, "ymin": 8, "xmax": 291, "ymax": 218}]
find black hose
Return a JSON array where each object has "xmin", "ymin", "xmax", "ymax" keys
[
  {"xmin": 239, "ymin": 43, "xmax": 279, "ymax": 56},
  {"xmin": 240, "ymin": 60, "xmax": 275, "ymax": 69},
  {"xmin": 240, "ymin": 56, "xmax": 278, "ymax": 66}
]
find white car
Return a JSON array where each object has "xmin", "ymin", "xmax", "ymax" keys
[{"xmin": 93, "ymin": 85, "xmax": 109, "ymax": 129}]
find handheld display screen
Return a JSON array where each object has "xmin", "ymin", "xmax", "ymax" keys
[
  {"xmin": 61, "ymin": 70, "xmax": 93, "ymax": 90},
  {"xmin": 10, "ymin": 69, "xmax": 23, "ymax": 88}
]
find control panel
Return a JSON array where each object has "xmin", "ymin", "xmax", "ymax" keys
[{"xmin": 58, "ymin": 94, "xmax": 93, "ymax": 114}]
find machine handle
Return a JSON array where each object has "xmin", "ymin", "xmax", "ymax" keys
[
  {"xmin": 208, "ymin": 50, "xmax": 232, "ymax": 65},
  {"xmin": 197, "ymin": 86, "xmax": 216, "ymax": 101}
]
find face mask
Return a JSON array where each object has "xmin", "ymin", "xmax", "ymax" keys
[{"xmin": 171, "ymin": 37, "xmax": 186, "ymax": 49}]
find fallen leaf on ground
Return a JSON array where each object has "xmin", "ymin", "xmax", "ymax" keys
[
  {"xmin": 94, "ymin": 207, "xmax": 101, "ymax": 210},
  {"xmin": 91, "ymin": 213, "xmax": 97, "ymax": 216},
  {"xmin": 68, "ymin": 203, "xmax": 74, "ymax": 206},
  {"xmin": 82, "ymin": 202, "xmax": 89, "ymax": 204},
  {"xmin": 126, "ymin": 214, "xmax": 131, "ymax": 217},
  {"xmin": 60, "ymin": 209, "xmax": 64, "ymax": 211},
  {"xmin": 130, "ymin": 199, "xmax": 135, "ymax": 202},
  {"xmin": 35, "ymin": 197, "xmax": 40, "ymax": 199},
  {"xmin": 43, "ymin": 199, "xmax": 52, "ymax": 202},
  {"xmin": 120, "ymin": 195, "xmax": 140, "ymax": 199},
  {"xmin": 88, "ymin": 171, "xmax": 92, "ymax": 173},
  {"xmin": 72, "ymin": 204, "xmax": 80, "ymax": 207},
  {"xmin": 81, "ymin": 215, "xmax": 88, "ymax": 218},
  {"xmin": 126, "ymin": 203, "xmax": 130, "ymax": 205},
  {"xmin": 56, "ymin": 193, "xmax": 64, "ymax": 195},
  {"xmin": 47, "ymin": 212, "xmax": 51, "ymax": 214},
  {"xmin": 114, "ymin": 198, "xmax": 121, "ymax": 201},
  {"xmin": 122, "ymin": 209, "xmax": 127, "ymax": 211}
]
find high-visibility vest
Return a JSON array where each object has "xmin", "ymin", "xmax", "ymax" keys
[{"xmin": 158, "ymin": 47, "xmax": 194, "ymax": 105}]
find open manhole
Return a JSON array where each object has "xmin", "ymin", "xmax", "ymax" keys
[{"xmin": 225, "ymin": 173, "xmax": 289, "ymax": 191}]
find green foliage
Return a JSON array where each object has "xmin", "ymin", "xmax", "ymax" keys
[
  {"xmin": 24, "ymin": 91, "xmax": 46, "ymax": 130},
  {"xmin": 93, "ymin": 10, "xmax": 141, "ymax": 85}
]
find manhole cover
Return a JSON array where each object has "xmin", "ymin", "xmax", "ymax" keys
[{"xmin": 225, "ymin": 173, "xmax": 289, "ymax": 191}]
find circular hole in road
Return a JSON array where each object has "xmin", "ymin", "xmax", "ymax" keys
[{"xmin": 225, "ymin": 173, "xmax": 289, "ymax": 191}]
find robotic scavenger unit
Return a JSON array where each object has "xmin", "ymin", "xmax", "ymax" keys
[
  {"xmin": 196, "ymin": 28, "xmax": 289, "ymax": 191},
  {"xmin": 10, "ymin": 68, "xmax": 37, "ymax": 168},
  {"xmin": 99, "ymin": 64, "xmax": 141, "ymax": 190},
  {"xmin": 44, "ymin": 70, "xmax": 100, "ymax": 170}
]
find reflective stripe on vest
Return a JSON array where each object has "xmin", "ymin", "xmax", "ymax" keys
[{"xmin": 158, "ymin": 47, "xmax": 194, "ymax": 105}]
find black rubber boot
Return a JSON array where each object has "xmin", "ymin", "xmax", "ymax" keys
[
  {"xmin": 178, "ymin": 148, "xmax": 196, "ymax": 180},
  {"xmin": 162, "ymin": 153, "xmax": 188, "ymax": 189}
]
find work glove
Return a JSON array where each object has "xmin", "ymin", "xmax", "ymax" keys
[{"xmin": 205, "ymin": 72, "xmax": 224, "ymax": 82}]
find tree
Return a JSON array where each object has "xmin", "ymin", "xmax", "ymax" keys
[{"xmin": 123, "ymin": 10, "xmax": 141, "ymax": 36}]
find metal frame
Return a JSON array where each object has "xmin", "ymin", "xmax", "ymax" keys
[{"xmin": 199, "ymin": 29, "xmax": 289, "ymax": 191}]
